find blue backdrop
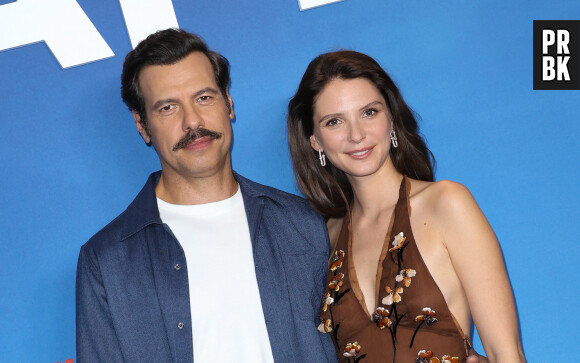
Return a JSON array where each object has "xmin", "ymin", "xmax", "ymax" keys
[{"xmin": 1, "ymin": 0, "xmax": 578, "ymax": 361}]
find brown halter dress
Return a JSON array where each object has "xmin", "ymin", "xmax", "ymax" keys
[{"xmin": 318, "ymin": 177, "xmax": 471, "ymax": 363}]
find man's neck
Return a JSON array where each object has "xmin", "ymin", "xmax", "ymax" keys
[{"xmin": 155, "ymin": 168, "xmax": 238, "ymax": 205}]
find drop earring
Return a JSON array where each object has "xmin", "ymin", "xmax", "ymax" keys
[
  {"xmin": 318, "ymin": 149, "xmax": 326, "ymax": 166},
  {"xmin": 390, "ymin": 129, "xmax": 398, "ymax": 148}
]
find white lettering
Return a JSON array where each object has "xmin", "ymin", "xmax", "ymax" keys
[
  {"xmin": 557, "ymin": 29, "xmax": 570, "ymax": 54},
  {"xmin": 0, "ymin": 0, "xmax": 341, "ymax": 68},
  {"xmin": 0, "ymin": 0, "xmax": 114, "ymax": 68},
  {"xmin": 543, "ymin": 56, "xmax": 555, "ymax": 81},
  {"xmin": 542, "ymin": 56, "xmax": 571, "ymax": 82},
  {"xmin": 298, "ymin": 0, "xmax": 343, "ymax": 11},
  {"xmin": 118, "ymin": 0, "xmax": 179, "ymax": 49},
  {"xmin": 557, "ymin": 56, "xmax": 570, "ymax": 80},
  {"xmin": 542, "ymin": 29, "xmax": 555, "ymax": 54}
]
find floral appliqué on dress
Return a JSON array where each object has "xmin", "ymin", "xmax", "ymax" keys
[
  {"xmin": 410, "ymin": 307, "xmax": 439, "ymax": 347},
  {"xmin": 318, "ymin": 250, "xmax": 361, "ymax": 357},
  {"xmin": 343, "ymin": 341, "xmax": 367, "ymax": 362},
  {"xmin": 416, "ymin": 350, "xmax": 459, "ymax": 363},
  {"xmin": 320, "ymin": 229, "xmax": 454, "ymax": 361},
  {"xmin": 375, "ymin": 232, "xmax": 449, "ymax": 358},
  {"xmin": 372, "ymin": 232, "xmax": 419, "ymax": 348}
]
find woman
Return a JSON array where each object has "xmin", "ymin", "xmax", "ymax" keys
[{"xmin": 287, "ymin": 51, "xmax": 525, "ymax": 363}]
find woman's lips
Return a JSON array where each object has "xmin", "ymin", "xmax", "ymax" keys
[{"xmin": 347, "ymin": 147, "xmax": 373, "ymax": 159}]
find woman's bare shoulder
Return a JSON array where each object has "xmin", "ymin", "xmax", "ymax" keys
[
  {"xmin": 412, "ymin": 179, "xmax": 495, "ymax": 253},
  {"xmin": 410, "ymin": 178, "xmax": 475, "ymax": 214}
]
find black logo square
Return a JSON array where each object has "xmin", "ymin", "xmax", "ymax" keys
[{"xmin": 533, "ymin": 20, "xmax": 580, "ymax": 90}]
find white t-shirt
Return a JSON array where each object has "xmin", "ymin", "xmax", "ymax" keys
[{"xmin": 157, "ymin": 186, "xmax": 274, "ymax": 362}]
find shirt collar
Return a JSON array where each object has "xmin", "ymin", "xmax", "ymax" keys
[{"xmin": 119, "ymin": 170, "xmax": 276, "ymax": 241}]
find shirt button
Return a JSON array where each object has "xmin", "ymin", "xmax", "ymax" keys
[
  {"xmin": 177, "ymin": 322, "xmax": 184, "ymax": 329},
  {"xmin": 174, "ymin": 264, "xmax": 181, "ymax": 271}
]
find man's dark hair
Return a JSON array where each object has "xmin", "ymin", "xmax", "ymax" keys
[
  {"xmin": 287, "ymin": 50, "xmax": 435, "ymax": 218},
  {"xmin": 121, "ymin": 28, "xmax": 231, "ymax": 133}
]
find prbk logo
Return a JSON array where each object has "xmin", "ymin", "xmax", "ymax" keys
[{"xmin": 533, "ymin": 20, "xmax": 580, "ymax": 90}]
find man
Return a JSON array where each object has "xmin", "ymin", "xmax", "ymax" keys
[{"xmin": 76, "ymin": 28, "xmax": 336, "ymax": 362}]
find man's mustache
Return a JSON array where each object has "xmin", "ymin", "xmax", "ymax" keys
[{"xmin": 172, "ymin": 128, "xmax": 223, "ymax": 151}]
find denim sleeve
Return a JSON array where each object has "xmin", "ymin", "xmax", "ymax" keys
[
  {"xmin": 314, "ymin": 213, "xmax": 332, "ymax": 317},
  {"xmin": 76, "ymin": 244, "xmax": 124, "ymax": 362},
  {"xmin": 314, "ymin": 214, "xmax": 338, "ymax": 362}
]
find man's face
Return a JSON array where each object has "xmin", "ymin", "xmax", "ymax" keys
[{"xmin": 134, "ymin": 52, "xmax": 234, "ymax": 182}]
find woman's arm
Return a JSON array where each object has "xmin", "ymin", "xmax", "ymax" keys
[{"xmin": 436, "ymin": 181, "xmax": 525, "ymax": 363}]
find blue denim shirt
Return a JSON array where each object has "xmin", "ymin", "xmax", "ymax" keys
[{"xmin": 76, "ymin": 171, "xmax": 337, "ymax": 362}]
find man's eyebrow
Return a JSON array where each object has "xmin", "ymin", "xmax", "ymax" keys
[
  {"xmin": 150, "ymin": 87, "xmax": 220, "ymax": 110},
  {"xmin": 152, "ymin": 98, "xmax": 178, "ymax": 111},
  {"xmin": 192, "ymin": 87, "xmax": 219, "ymax": 99}
]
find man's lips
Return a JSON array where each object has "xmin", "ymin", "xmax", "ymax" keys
[
  {"xmin": 183, "ymin": 136, "xmax": 213, "ymax": 151},
  {"xmin": 346, "ymin": 147, "xmax": 373, "ymax": 159},
  {"xmin": 173, "ymin": 128, "xmax": 222, "ymax": 151}
]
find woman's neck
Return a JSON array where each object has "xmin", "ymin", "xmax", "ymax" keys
[{"xmin": 348, "ymin": 159, "xmax": 403, "ymax": 219}]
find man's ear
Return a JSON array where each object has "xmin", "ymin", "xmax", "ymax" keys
[
  {"xmin": 132, "ymin": 111, "xmax": 151, "ymax": 144},
  {"xmin": 225, "ymin": 88, "xmax": 234, "ymax": 120},
  {"xmin": 310, "ymin": 134, "xmax": 321, "ymax": 151}
]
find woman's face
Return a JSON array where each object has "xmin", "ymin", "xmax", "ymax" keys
[{"xmin": 310, "ymin": 77, "xmax": 393, "ymax": 179}]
